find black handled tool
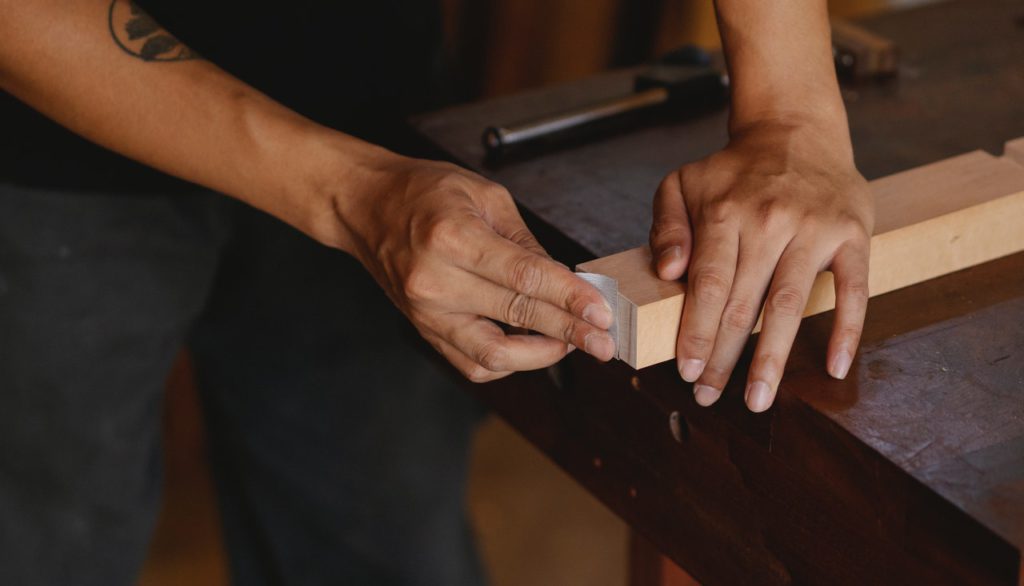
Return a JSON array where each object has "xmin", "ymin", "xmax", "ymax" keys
[{"xmin": 482, "ymin": 64, "xmax": 729, "ymax": 156}]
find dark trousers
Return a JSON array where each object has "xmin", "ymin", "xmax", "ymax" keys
[{"xmin": 0, "ymin": 183, "xmax": 484, "ymax": 585}]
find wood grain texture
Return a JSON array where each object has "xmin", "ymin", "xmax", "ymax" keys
[{"xmin": 579, "ymin": 146, "xmax": 1024, "ymax": 368}]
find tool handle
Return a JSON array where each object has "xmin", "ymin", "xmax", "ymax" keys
[{"xmin": 483, "ymin": 66, "xmax": 727, "ymax": 156}]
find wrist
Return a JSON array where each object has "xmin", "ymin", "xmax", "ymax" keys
[
  {"xmin": 729, "ymin": 97, "xmax": 849, "ymax": 137},
  {"xmin": 253, "ymin": 119, "xmax": 397, "ymax": 253},
  {"xmin": 299, "ymin": 129, "xmax": 408, "ymax": 255},
  {"xmin": 720, "ymin": 117, "xmax": 860, "ymax": 181},
  {"xmin": 728, "ymin": 108, "xmax": 854, "ymax": 161}
]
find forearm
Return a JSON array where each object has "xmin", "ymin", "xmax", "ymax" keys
[
  {"xmin": 1, "ymin": 0, "xmax": 621, "ymax": 378},
  {"xmin": 0, "ymin": 0, "xmax": 389, "ymax": 249},
  {"xmin": 714, "ymin": 0, "xmax": 848, "ymax": 140}
]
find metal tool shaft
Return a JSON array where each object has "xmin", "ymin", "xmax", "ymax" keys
[{"xmin": 483, "ymin": 87, "xmax": 669, "ymax": 152}]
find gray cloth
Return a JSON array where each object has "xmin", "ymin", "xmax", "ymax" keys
[{"xmin": 0, "ymin": 183, "xmax": 485, "ymax": 586}]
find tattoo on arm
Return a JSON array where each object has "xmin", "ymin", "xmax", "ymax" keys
[{"xmin": 108, "ymin": 1, "xmax": 201, "ymax": 62}]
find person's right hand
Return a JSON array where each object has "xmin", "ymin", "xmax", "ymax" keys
[
  {"xmin": 331, "ymin": 152, "xmax": 616, "ymax": 382},
  {"xmin": 0, "ymin": 0, "xmax": 608, "ymax": 385}
]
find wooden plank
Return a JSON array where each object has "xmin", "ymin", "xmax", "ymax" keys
[
  {"xmin": 629, "ymin": 532, "xmax": 703, "ymax": 586},
  {"xmin": 577, "ymin": 141, "xmax": 1024, "ymax": 369},
  {"xmin": 1006, "ymin": 137, "xmax": 1024, "ymax": 166}
]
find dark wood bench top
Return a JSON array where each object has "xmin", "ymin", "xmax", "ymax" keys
[{"xmin": 413, "ymin": 0, "xmax": 1024, "ymax": 583}]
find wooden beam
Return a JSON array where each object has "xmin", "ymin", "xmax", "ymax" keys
[
  {"xmin": 629, "ymin": 532, "xmax": 700, "ymax": 586},
  {"xmin": 577, "ymin": 139, "xmax": 1024, "ymax": 369}
]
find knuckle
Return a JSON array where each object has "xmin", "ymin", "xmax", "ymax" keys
[
  {"xmin": 561, "ymin": 318, "xmax": 580, "ymax": 346},
  {"xmin": 422, "ymin": 217, "xmax": 462, "ymax": 252},
  {"xmin": 798, "ymin": 217, "xmax": 826, "ymax": 237},
  {"xmin": 509, "ymin": 254, "xmax": 545, "ymax": 295},
  {"xmin": 433, "ymin": 166, "xmax": 477, "ymax": 192},
  {"xmin": 650, "ymin": 219, "xmax": 689, "ymax": 243},
  {"xmin": 755, "ymin": 197, "xmax": 797, "ymax": 230},
  {"xmin": 721, "ymin": 299, "xmax": 760, "ymax": 332},
  {"xmin": 401, "ymin": 265, "xmax": 436, "ymax": 303},
  {"xmin": 692, "ymin": 269, "xmax": 732, "ymax": 305},
  {"xmin": 465, "ymin": 364, "xmax": 496, "ymax": 383},
  {"xmin": 475, "ymin": 341, "xmax": 510, "ymax": 372},
  {"xmin": 701, "ymin": 199, "xmax": 734, "ymax": 225},
  {"xmin": 838, "ymin": 213, "xmax": 872, "ymax": 242},
  {"xmin": 502, "ymin": 291, "xmax": 538, "ymax": 327},
  {"xmin": 839, "ymin": 278, "xmax": 870, "ymax": 302},
  {"xmin": 482, "ymin": 182, "xmax": 512, "ymax": 201},
  {"xmin": 781, "ymin": 252, "xmax": 814, "ymax": 276},
  {"xmin": 561, "ymin": 284, "xmax": 587, "ymax": 316},
  {"xmin": 505, "ymin": 226, "xmax": 536, "ymax": 248},
  {"xmin": 433, "ymin": 172, "xmax": 463, "ymax": 192},
  {"xmin": 700, "ymin": 362, "xmax": 730, "ymax": 384},
  {"xmin": 474, "ymin": 184, "xmax": 513, "ymax": 209},
  {"xmin": 682, "ymin": 332, "xmax": 715, "ymax": 353},
  {"xmin": 768, "ymin": 285, "xmax": 806, "ymax": 317},
  {"xmin": 753, "ymin": 354, "xmax": 782, "ymax": 378},
  {"xmin": 836, "ymin": 325, "xmax": 864, "ymax": 343}
]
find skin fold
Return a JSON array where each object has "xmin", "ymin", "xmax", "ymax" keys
[{"xmin": 0, "ymin": 0, "xmax": 873, "ymax": 411}]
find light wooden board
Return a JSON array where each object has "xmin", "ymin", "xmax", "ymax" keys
[{"xmin": 577, "ymin": 139, "xmax": 1024, "ymax": 369}]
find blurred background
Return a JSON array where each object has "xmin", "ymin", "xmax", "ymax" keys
[
  {"xmin": 139, "ymin": 1, "xmax": 935, "ymax": 585},
  {"xmin": 438, "ymin": 0, "xmax": 928, "ymax": 98}
]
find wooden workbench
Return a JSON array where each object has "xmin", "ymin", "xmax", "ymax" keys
[{"xmin": 412, "ymin": 0, "xmax": 1024, "ymax": 583}]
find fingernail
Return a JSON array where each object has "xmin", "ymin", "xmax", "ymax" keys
[
  {"xmin": 678, "ymin": 358, "xmax": 705, "ymax": 383},
  {"xmin": 745, "ymin": 381, "xmax": 774, "ymax": 413},
  {"xmin": 693, "ymin": 384, "xmax": 722, "ymax": 407},
  {"xmin": 660, "ymin": 245, "xmax": 683, "ymax": 260},
  {"xmin": 658, "ymin": 246, "xmax": 684, "ymax": 276},
  {"xmin": 829, "ymin": 350, "xmax": 853, "ymax": 380},
  {"xmin": 583, "ymin": 302, "xmax": 614, "ymax": 329},
  {"xmin": 584, "ymin": 332, "xmax": 615, "ymax": 361}
]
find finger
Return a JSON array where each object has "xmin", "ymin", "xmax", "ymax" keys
[
  {"xmin": 692, "ymin": 242, "xmax": 782, "ymax": 406},
  {"xmin": 745, "ymin": 245, "xmax": 821, "ymax": 413},
  {"xmin": 649, "ymin": 172, "xmax": 693, "ymax": 280},
  {"xmin": 486, "ymin": 194, "xmax": 550, "ymax": 258},
  {"xmin": 457, "ymin": 223, "xmax": 614, "ymax": 330},
  {"xmin": 450, "ymin": 270, "xmax": 616, "ymax": 361},
  {"xmin": 425, "ymin": 331, "xmax": 513, "ymax": 383},
  {"xmin": 442, "ymin": 313, "xmax": 573, "ymax": 373},
  {"xmin": 675, "ymin": 225, "xmax": 738, "ymax": 383},
  {"xmin": 826, "ymin": 242, "xmax": 870, "ymax": 380}
]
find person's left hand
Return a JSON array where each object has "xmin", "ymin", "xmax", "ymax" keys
[{"xmin": 649, "ymin": 119, "xmax": 875, "ymax": 412}]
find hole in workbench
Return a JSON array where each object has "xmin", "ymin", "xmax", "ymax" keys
[{"xmin": 669, "ymin": 411, "xmax": 689, "ymax": 444}]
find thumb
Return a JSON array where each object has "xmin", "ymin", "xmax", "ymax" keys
[{"xmin": 649, "ymin": 171, "xmax": 693, "ymax": 280}]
